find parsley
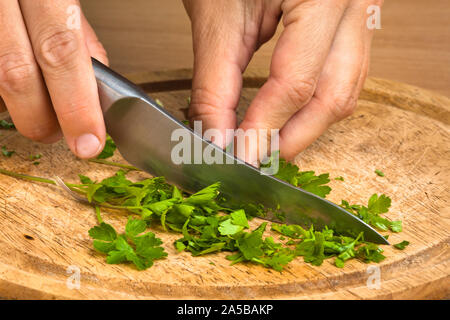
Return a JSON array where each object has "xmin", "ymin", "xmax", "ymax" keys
[
  {"xmin": 375, "ymin": 169, "xmax": 385, "ymax": 177},
  {"xmin": 341, "ymin": 194, "xmax": 402, "ymax": 232},
  {"xmin": 335, "ymin": 176, "xmax": 344, "ymax": 181},
  {"xmin": 271, "ymin": 222, "xmax": 386, "ymax": 268},
  {"xmin": 89, "ymin": 218, "xmax": 167, "ymax": 270},
  {"xmin": 0, "ymin": 152, "xmax": 407, "ymax": 272},
  {"xmin": 1, "ymin": 146, "xmax": 14, "ymax": 157},
  {"xmin": 393, "ymin": 240, "xmax": 410, "ymax": 250},
  {"xmin": 356, "ymin": 243, "xmax": 386, "ymax": 263},
  {"xmin": 97, "ymin": 135, "xmax": 117, "ymax": 159},
  {"xmin": 0, "ymin": 120, "xmax": 15, "ymax": 129},
  {"xmin": 265, "ymin": 158, "xmax": 331, "ymax": 198},
  {"xmin": 155, "ymin": 99, "xmax": 164, "ymax": 107},
  {"xmin": 218, "ymin": 211, "xmax": 248, "ymax": 235},
  {"xmin": 29, "ymin": 154, "xmax": 42, "ymax": 161}
]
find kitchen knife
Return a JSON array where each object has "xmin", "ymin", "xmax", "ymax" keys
[{"xmin": 92, "ymin": 58, "xmax": 389, "ymax": 245}]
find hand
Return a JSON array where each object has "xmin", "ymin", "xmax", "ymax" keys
[
  {"xmin": 0, "ymin": 0, "xmax": 108, "ymax": 159},
  {"xmin": 183, "ymin": 0, "xmax": 382, "ymax": 163}
]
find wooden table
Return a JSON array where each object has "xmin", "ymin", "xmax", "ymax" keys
[{"xmin": 81, "ymin": 0, "xmax": 450, "ymax": 97}]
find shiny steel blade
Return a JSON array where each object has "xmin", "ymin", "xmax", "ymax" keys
[{"xmin": 92, "ymin": 58, "xmax": 389, "ymax": 245}]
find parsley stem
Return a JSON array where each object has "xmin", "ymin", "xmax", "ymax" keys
[
  {"xmin": 0, "ymin": 167, "xmax": 82, "ymax": 194},
  {"xmin": 0, "ymin": 167, "xmax": 56, "ymax": 185},
  {"xmin": 88, "ymin": 159, "xmax": 140, "ymax": 171},
  {"xmin": 95, "ymin": 206, "xmax": 103, "ymax": 224}
]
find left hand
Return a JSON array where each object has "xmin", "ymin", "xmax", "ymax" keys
[{"xmin": 183, "ymin": 0, "xmax": 382, "ymax": 163}]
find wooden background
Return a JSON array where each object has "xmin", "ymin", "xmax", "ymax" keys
[{"xmin": 80, "ymin": 0, "xmax": 450, "ymax": 97}]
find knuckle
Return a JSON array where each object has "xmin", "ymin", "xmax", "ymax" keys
[
  {"xmin": 35, "ymin": 28, "xmax": 80, "ymax": 69},
  {"xmin": 189, "ymin": 87, "xmax": 226, "ymax": 118},
  {"xmin": 282, "ymin": 77, "xmax": 316, "ymax": 108},
  {"xmin": 0, "ymin": 52, "xmax": 36, "ymax": 94},
  {"xmin": 329, "ymin": 93, "xmax": 357, "ymax": 120}
]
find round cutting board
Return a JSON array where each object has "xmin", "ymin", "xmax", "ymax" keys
[{"xmin": 0, "ymin": 69, "xmax": 448, "ymax": 300}]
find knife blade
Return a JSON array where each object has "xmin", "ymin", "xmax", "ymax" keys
[{"xmin": 92, "ymin": 58, "xmax": 389, "ymax": 245}]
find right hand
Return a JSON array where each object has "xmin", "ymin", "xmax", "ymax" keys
[{"xmin": 0, "ymin": 0, "xmax": 108, "ymax": 159}]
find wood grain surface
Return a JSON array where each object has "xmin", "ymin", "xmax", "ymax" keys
[
  {"xmin": 0, "ymin": 69, "xmax": 448, "ymax": 299},
  {"xmin": 81, "ymin": 0, "xmax": 450, "ymax": 97}
]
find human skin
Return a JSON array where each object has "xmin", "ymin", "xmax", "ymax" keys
[
  {"xmin": 183, "ymin": 0, "xmax": 383, "ymax": 164},
  {"xmin": 0, "ymin": 0, "xmax": 383, "ymax": 163},
  {"xmin": 0, "ymin": 0, "xmax": 108, "ymax": 159}
]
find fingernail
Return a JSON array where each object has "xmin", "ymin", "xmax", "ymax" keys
[{"xmin": 75, "ymin": 133, "xmax": 102, "ymax": 159}]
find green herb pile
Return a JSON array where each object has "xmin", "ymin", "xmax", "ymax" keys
[
  {"xmin": 0, "ymin": 124, "xmax": 409, "ymax": 272},
  {"xmin": 0, "ymin": 119, "xmax": 15, "ymax": 129}
]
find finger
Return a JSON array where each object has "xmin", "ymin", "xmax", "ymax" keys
[
  {"xmin": 81, "ymin": 14, "xmax": 109, "ymax": 66},
  {"xmin": 185, "ymin": 0, "xmax": 262, "ymax": 148},
  {"xmin": 239, "ymin": 1, "xmax": 350, "ymax": 163},
  {"xmin": 20, "ymin": 0, "xmax": 105, "ymax": 158},
  {"xmin": 256, "ymin": 0, "xmax": 283, "ymax": 49},
  {"xmin": 279, "ymin": 0, "xmax": 374, "ymax": 160},
  {"xmin": 0, "ymin": 0, "xmax": 61, "ymax": 142}
]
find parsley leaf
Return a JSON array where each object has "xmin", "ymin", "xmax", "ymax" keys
[
  {"xmin": 375, "ymin": 169, "xmax": 385, "ymax": 177},
  {"xmin": 218, "ymin": 219, "xmax": 244, "ymax": 236},
  {"xmin": 394, "ymin": 240, "xmax": 410, "ymax": 250},
  {"xmin": 356, "ymin": 243, "xmax": 386, "ymax": 263},
  {"xmin": 341, "ymin": 194, "xmax": 401, "ymax": 232},
  {"xmin": 269, "ymin": 159, "xmax": 331, "ymax": 198},
  {"xmin": 0, "ymin": 120, "xmax": 15, "ymax": 129},
  {"xmin": 368, "ymin": 194, "xmax": 391, "ymax": 214},
  {"xmin": 89, "ymin": 222, "xmax": 117, "ymax": 242},
  {"xmin": 97, "ymin": 135, "xmax": 117, "ymax": 159},
  {"xmin": 237, "ymin": 223, "xmax": 267, "ymax": 260},
  {"xmin": 1, "ymin": 146, "xmax": 14, "ymax": 157},
  {"xmin": 89, "ymin": 218, "xmax": 167, "ymax": 270}
]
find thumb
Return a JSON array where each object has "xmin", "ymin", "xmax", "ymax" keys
[{"xmin": 186, "ymin": 1, "xmax": 254, "ymax": 148}]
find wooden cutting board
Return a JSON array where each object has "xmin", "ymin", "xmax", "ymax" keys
[{"xmin": 0, "ymin": 69, "xmax": 448, "ymax": 300}]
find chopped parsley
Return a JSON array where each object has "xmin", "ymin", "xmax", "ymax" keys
[
  {"xmin": 267, "ymin": 158, "xmax": 331, "ymax": 198},
  {"xmin": 29, "ymin": 154, "xmax": 42, "ymax": 161},
  {"xmin": 1, "ymin": 146, "xmax": 14, "ymax": 157},
  {"xmin": 340, "ymin": 194, "xmax": 402, "ymax": 232},
  {"xmin": 375, "ymin": 169, "xmax": 385, "ymax": 177},
  {"xmin": 0, "ymin": 119, "xmax": 15, "ymax": 129},
  {"xmin": 89, "ymin": 218, "xmax": 167, "ymax": 270},
  {"xmin": 0, "ymin": 138, "xmax": 407, "ymax": 271},
  {"xmin": 96, "ymin": 135, "xmax": 117, "ymax": 160},
  {"xmin": 393, "ymin": 240, "xmax": 410, "ymax": 250}
]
